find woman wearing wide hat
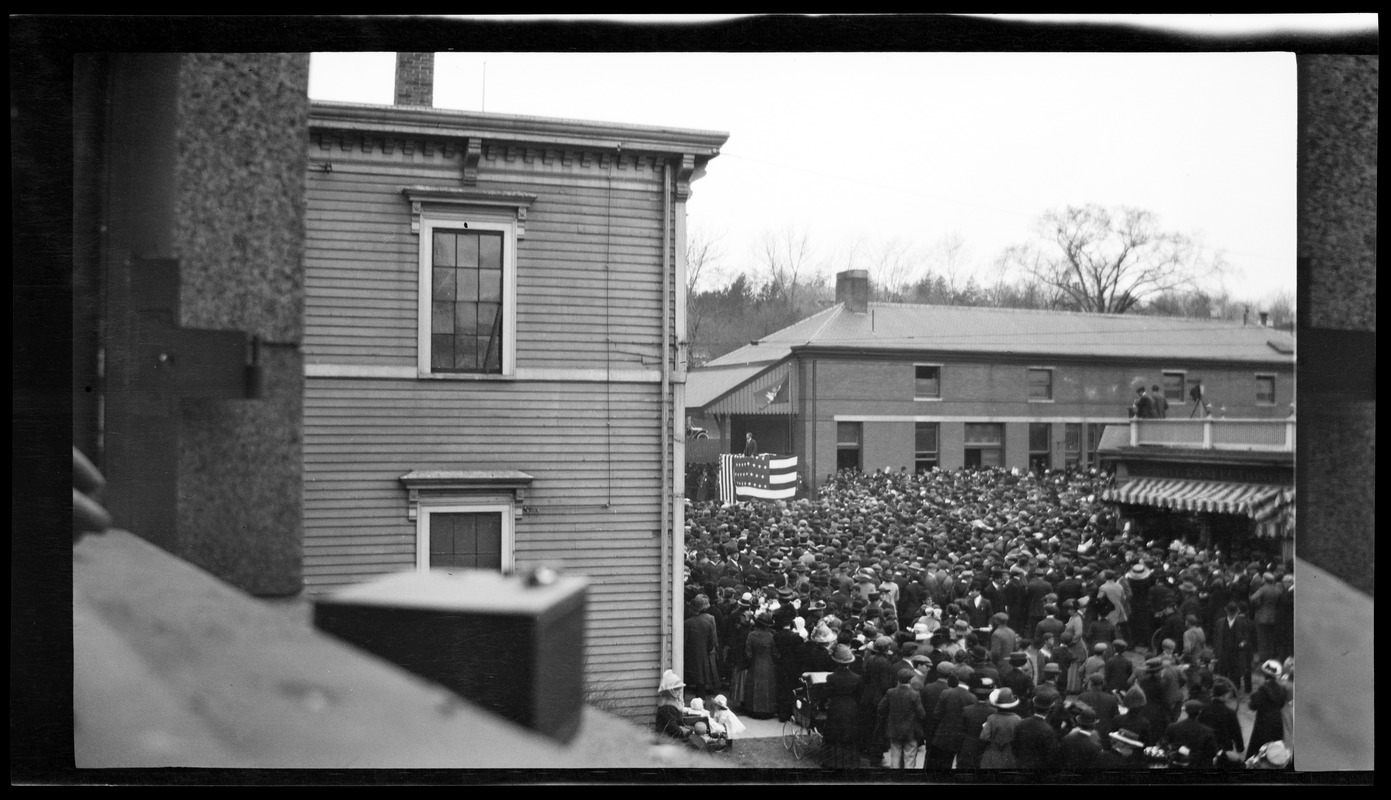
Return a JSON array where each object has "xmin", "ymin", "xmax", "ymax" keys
[
  {"xmin": 821, "ymin": 644, "xmax": 865, "ymax": 769},
  {"xmin": 978, "ymin": 687, "xmax": 1022, "ymax": 769},
  {"xmin": 1246, "ymin": 659, "xmax": 1289, "ymax": 759}
]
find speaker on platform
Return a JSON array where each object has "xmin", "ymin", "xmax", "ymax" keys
[{"xmin": 313, "ymin": 568, "xmax": 588, "ymax": 743}]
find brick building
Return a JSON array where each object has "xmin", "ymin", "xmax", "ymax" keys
[{"xmin": 687, "ymin": 269, "xmax": 1296, "ymax": 496}]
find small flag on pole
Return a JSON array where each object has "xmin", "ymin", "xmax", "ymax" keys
[{"xmin": 760, "ymin": 379, "xmax": 789, "ymax": 409}]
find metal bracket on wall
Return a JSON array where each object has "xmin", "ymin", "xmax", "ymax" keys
[{"xmin": 129, "ymin": 258, "xmax": 261, "ymax": 401}]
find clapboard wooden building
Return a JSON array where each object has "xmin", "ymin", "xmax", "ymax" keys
[
  {"xmin": 301, "ymin": 55, "xmax": 726, "ymax": 716},
  {"xmin": 688, "ymin": 270, "xmax": 1296, "ymax": 497}
]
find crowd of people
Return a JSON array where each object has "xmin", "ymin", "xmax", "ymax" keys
[{"xmin": 671, "ymin": 465, "xmax": 1295, "ymax": 770}]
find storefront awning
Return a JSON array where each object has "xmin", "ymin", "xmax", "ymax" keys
[{"xmin": 1103, "ymin": 478, "xmax": 1294, "ymax": 537}]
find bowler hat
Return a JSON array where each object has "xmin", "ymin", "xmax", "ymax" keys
[{"xmin": 989, "ymin": 687, "xmax": 1020, "ymax": 710}]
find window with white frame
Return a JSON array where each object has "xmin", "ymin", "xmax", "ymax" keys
[
  {"xmin": 915, "ymin": 364, "xmax": 941, "ymax": 400},
  {"xmin": 406, "ymin": 187, "xmax": 534, "ymax": 377},
  {"xmin": 1027, "ymin": 367, "xmax": 1053, "ymax": 401},
  {"xmin": 399, "ymin": 469, "xmax": 532, "ymax": 575},
  {"xmin": 417, "ymin": 502, "xmax": 514, "ymax": 574}
]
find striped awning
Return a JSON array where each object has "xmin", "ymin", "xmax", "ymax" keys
[{"xmin": 1103, "ymin": 478, "xmax": 1295, "ymax": 537}]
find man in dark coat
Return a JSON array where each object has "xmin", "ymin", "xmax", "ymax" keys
[
  {"xmin": 928, "ymin": 669, "xmax": 976, "ymax": 770},
  {"xmin": 964, "ymin": 585, "xmax": 994, "ymax": 630},
  {"xmin": 1024, "ymin": 569, "xmax": 1054, "ymax": 641},
  {"xmin": 1211, "ymin": 601, "xmax": 1255, "ymax": 693},
  {"xmin": 878, "ymin": 669, "xmax": 926, "ymax": 768},
  {"xmin": 683, "ymin": 594, "xmax": 721, "ymax": 699},
  {"xmin": 773, "ymin": 612, "xmax": 805, "ymax": 722},
  {"xmin": 1078, "ymin": 673, "xmax": 1121, "ymax": 739},
  {"xmin": 1058, "ymin": 702, "xmax": 1102, "ymax": 769},
  {"xmin": 1197, "ymin": 678, "xmax": 1246, "ymax": 768},
  {"xmin": 1103, "ymin": 639, "xmax": 1134, "ymax": 693},
  {"xmin": 955, "ymin": 679, "xmax": 996, "ymax": 770},
  {"xmin": 1013, "ymin": 692, "xmax": 1061, "ymax": 770},
  {"xmin": 1164, "ymin": 699, "xmax": 1220, "ymax": 767},
  {"xmin": 1003, "ymin": 571, "xmax": 1028, "ymax": 633},
  {"xmin": 1054, "ymin": 564, "xmax": 1084, "ymax": 607},
  {"xmin": 918, "ymin": 659, "xmax": 953, "ymax": 761}
]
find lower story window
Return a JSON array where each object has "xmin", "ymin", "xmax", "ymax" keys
[
  {"xmin": 1029, "ymin": 422, "xmax": 1052, "ymax": 472},
  {"xmin": 964, "ymin": 422, "xmax": 1004, "ymax": 468},
  {"xmin": 837, "ymin": 422, "xmax": 862, "ymax": 472},
  {"xmin": 1065, "ymin": 423, "xmax": 1082, "ymax": 468},
  {"xmin": 417, "ymin": 503, "xmax": 515, "ymax": 574},
  {"xmin": 1086, "ymin": 422, "xmax": 1104, "ymax": 465},
  {"xmin": 915, "ymin": 422, "xmax": 939, "ymax": 473}
]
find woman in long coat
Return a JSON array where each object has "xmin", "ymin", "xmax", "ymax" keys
[
  {"xmin": 726, "ymin": 607, "xmax": 754, "ymax": 711},
  {"xmin": 978, "ymin": 687, "xmax": 1023, "ymax": 769},
  {"xmin": 743, "ymin": 611, "xmax": 779, "ymax": 719},
  {"xmin": 1246, "ymin": 659, "xmax": 1290, "ymax": 758},
  {"xmin": 822, "ymin": 644, "xmax": 865, "ymax": 768},
  {"xmin": 683, "ymin": 594, "xmax": 721, "ymax": 699}
]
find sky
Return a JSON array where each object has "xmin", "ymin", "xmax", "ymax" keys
[{"xmin": 307, "ymin": 16, "xmax": 1373, "ymax": 307}]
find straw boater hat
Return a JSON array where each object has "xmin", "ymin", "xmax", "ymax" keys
[{"xmin": 1261, "ymin": 659, "xmax": 1284, "ymax": 677}]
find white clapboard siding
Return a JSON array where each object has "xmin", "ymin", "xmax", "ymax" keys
[{"xmin": 303, "ymin": 119, "xmax": 695, "ymax": 718}]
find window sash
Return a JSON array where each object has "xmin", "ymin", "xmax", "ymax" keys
[
  {"xmin": 418, "ymin": 215, "xmax": 516, "ymax": 376},
  {"xmin": 915, "ymin": 365, "xmax": 940, "ymax": 398},
  {"xmin": 1028, "ymin": 368, "xmax": 1053, "ymax": 400},
  {"xmin": 964, "ymin": 423, "xmax": 1003, "ymax": 445},
  {"xmin": 914, "ymin": 422, "xmax": 938, "ymax": 455},
  {"xmin": 1256, "ymin": 375, "xmax": 1276, "ymax": 404},
  {"xmin": 1162, "ymin": 371, "xmax": 1186, "ymax": 402},
  {"xmin": 416, "ymin": 501, "xmax": 514, "ymax": 573},
  {"xmin": 837, "ymin": 422, "xmax": 862, "ymax": 447},
  {"xmin": 1029, "ymin": 422, "xmax": 1051, "ymax": 453}
]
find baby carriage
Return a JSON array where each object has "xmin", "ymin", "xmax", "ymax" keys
[{"xmin": 782, "ymin": 671, "xmax": 830, "ymax": 759}]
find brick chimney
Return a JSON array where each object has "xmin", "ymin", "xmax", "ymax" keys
[
  {"xmin": 836, "ymin": 269, "xmax": 870, "ymax": 314},
  {"xmin": 394, "ymin": 52, "xmax": 434, "ymax": 107}
]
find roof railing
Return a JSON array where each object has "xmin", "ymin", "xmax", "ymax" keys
[{"xmin": 1129, "ymin": 417, "xmax": 1294, "ymax": 452}]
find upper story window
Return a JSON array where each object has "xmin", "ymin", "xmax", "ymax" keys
[
  {"xmin": 1027, "ymin": 367, "xmax": 1053, "ymax": 401},
  {"xmin": 1162, "ymin": 371, "xmax": 1186, "ymax": 404},
  {"xmin": 405, "ymin": 187, "xmax": 535, "ymax": 378},
  {"xmin": 430, "ymin": 227, "xmax": 506, "ymax": 373},
  {"xmin": 1256, "ymin": 374, "xmax": 1276, "ymax": 406},
  {"xmin": 915, "ymin": 364, "xmax": 941, "ymax": 399}
]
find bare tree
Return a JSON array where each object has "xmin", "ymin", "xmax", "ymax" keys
[
  {"xmin": 1003, "ymin": 204, "xmax": 1227, "ymax": 314},
  {"xmin": 685, "ymin": 225, "xmax": 726, "ymax": 296},
  {"xmin": 755, "ymin": 225, "xmax": 819, "ymax": 316},
  {"xmin": 926, "ymin": 232, "xmax": 971, "ymax": 296}
]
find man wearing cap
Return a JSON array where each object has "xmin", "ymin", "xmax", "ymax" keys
[
  {"xmin": 928, "ymin": 665, "xmax": 976, "ymax": 770},
  {"xmin": 878, "ymin": 669, "xmax": 926, "ymax": 769},
  {"xmin": 1163, "ymin": 699, "xmax": 1219, "ymax": 767},
  {"xmin": 1013, "ymin": 692, "xmax": 1062, "ymax": 770},
  {"xmin": 988, "ymin": 612, "xmax": 1018, "ymax": 670}
]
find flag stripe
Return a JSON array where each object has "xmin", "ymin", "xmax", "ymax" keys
[{"xmin": 735, "ymin": 485, "xmax": 797, "ymax": 499}]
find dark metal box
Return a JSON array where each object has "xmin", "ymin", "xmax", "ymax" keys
[{"xmin": 314, "ymin": 569, "xmax": 588, "ymax": 743}]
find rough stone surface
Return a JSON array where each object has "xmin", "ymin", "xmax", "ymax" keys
[
  {"xmin": 1299, "ymin": 55, "xmax": 1377, "ymax": 332},
  {"xmin": 171, "ymin": 53, "xmax": 310, "ymax": 595}
]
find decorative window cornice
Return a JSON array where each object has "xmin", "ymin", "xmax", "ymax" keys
[
  {"xmin": 402, "ymin": 186, "xmax": 537, "ymax": 236},
  {"xmin": 399, "ymin": 470, "xmax": 535, "ymax": 521}
]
